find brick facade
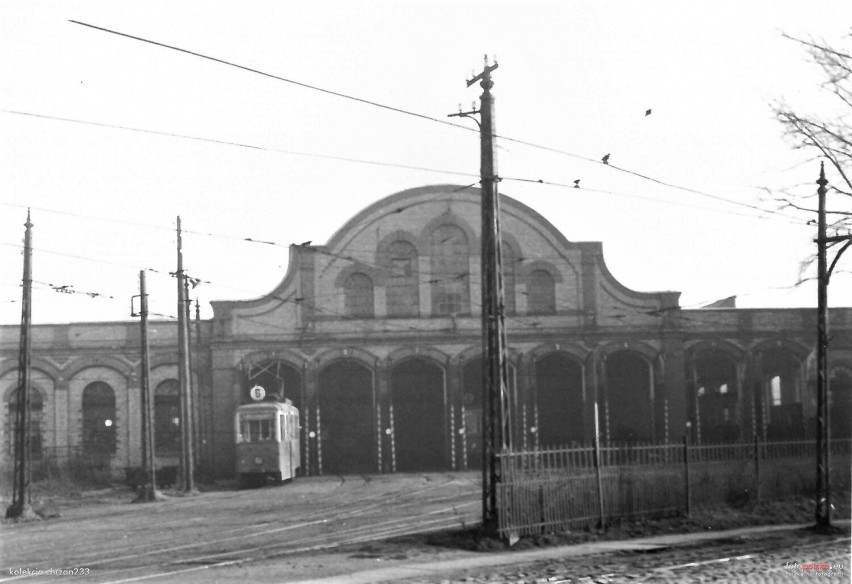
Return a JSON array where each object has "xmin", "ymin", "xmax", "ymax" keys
[{"xmin": 2, "ymin": 185, "xmax": 850, "ymax": 478}]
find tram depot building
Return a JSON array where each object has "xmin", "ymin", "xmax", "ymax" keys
[{"xmin": 2, "ymin": 185, "xmax": 851, "ymax": 479}]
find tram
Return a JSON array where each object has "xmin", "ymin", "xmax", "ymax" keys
[{"xmin": 234, "ymin": 392, "xmax": 300, "ymax": 488}]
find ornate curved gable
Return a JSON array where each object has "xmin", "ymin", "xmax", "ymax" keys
[{"xmin": 211, "ymin": 184, "xmax": 679, "ymax": 338}]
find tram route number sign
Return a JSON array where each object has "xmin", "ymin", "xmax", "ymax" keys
[{"xmin": 250, "ymin": 385, "xmax": 266, "ymax": 401}]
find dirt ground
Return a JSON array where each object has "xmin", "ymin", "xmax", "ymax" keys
[{"xmin": 2, "ymin": 474, "xmax": 849, "ymax": 584}]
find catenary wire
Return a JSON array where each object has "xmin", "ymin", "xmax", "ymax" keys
[{"xmin": 66, "ymin": 20, "xmax": 797, "ymax": 220}]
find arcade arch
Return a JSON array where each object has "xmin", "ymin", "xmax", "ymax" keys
[
  {"xmin": 389, "ymin": 357, "xmax": 448, "ymax": 471},
  {"xmin": 316, "ymin": 359, "xmax": 376, "ymax": 474}
]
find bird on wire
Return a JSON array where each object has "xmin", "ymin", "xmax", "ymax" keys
[{"xmin": 602, "ymin": 153, "xmax": 610, "ymax": 165}]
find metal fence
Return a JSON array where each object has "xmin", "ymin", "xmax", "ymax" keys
[{"xmin": 496, "ymin": 438, "xmax": 852, "ymax": 537}]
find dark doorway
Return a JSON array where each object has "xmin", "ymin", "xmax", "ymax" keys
[
  {"xmin": 82, "ymin": 382, "xmax": 117, "ymax": 461},
  {"xmin": 535, "ymin": 354, "xmax": 584, "ymax": 446},
  {"xmin": 692, "ymin": 350, "xmax": 740, "ymax": 442},
  {"xmin": 759, "ymin": 349, "xmax": 804, "ymax": 440},
  {"xmin": 391, "ymin": 358, "xmax": 447, "ymax": 471},
  {"xmin": 317, "ymin": 360, "xmax": 375, "ymax": 474},
  {"xmin": 606, "ymin": 352, "xmax": 653, "ymax": 442},
  {"xmin": 460, "ymin": 357, "xmax": 516, "ymax": 469}
]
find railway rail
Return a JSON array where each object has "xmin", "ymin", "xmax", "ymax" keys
[{"xmin": 1, "ymin": 472, "xmax": 480, "ymax": 583}]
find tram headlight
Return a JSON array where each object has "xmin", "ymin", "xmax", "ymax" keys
[{"xmin": 254, "ymin": 457, "xmax": 263, "ymax": 466}]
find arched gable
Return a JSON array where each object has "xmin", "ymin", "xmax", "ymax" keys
[
  {"xmin": 749, "ymin": 338, "xmax": 810, "ymax": 361},
  {"xmin": 2, "ymin": 382, "xmax": 48, "ymax": 403},
  {"xmin": 63, "ymin": 356, "xmax": 134, "ymax": 381},
  {"xmin": 598, "ymin": 340, "xmax": 660, "ymax": 364},
  {"xmin": 685, "ymin": 339, "xmax": 747, "ymax": 362},
  {"xmin": 418, "ymin": 211, "xmax": 479, "ymax": 251},
  {"xmin": 0, "ymin": 357, "xmax": 62, "ymax": 382},
  {"xmin": 384, "ymin": 346, "xmax": 449, "ymax": 369},
  {"xmin": 241, "ymin": 350, "xmax": 307, "ymax": 372},
  {"xmin": 452, "ymin": 344, "xmax": 522, "ymax": 368},
  {"xmin": 375, "ymin": 229, "xmax": 426, "ymax": 263},
  {"xmin": 332, "ymin": 262, "xmax": 381, "ymax": 288},
  {"xmin": 312, "ymin": 346, "xmax": 378, "ymax": 369},
  {"xmin": 525, "ymin": 343, "xmax": 588, "ymax": 366},
  {"xmin": 518, "ymin": 260, "xmax": 566, "ymax": 283}
]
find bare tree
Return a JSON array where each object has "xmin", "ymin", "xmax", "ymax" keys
[{"xmin": 773, "ymin": 31, "xmax": 852, "ymax": 279}]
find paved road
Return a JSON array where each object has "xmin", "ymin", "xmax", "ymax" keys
[{"xmin": 391, "ymin": 525, "xmax": 850, "ymax": 584}]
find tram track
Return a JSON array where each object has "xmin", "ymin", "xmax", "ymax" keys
[
  {"xmin": 80, "ymin": 501, "xmax": 478, "ymax": 584},
  {"xmin": 1, "ymin": 472, "xmax": 480, "ymax": 583},
  {"xmin": 3, "ymin": 474, "xmax": 365, "ymax": 565}
]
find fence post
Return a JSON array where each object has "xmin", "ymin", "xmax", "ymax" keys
[
  {"xmin": 683, "ymin": 435, "xmax": 691, "ymax": 516},
  {"xmin": 753, "ymin": 434, "xmax": 761, "ymax": 507},
  {"xmin": 594, "ymin": 402, "xmax": 605, "ymax": 528}
]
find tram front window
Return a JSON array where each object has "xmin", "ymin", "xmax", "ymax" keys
[{"xmin": 238, "ymin": 417, "xmax": 276, "ymax": 443}]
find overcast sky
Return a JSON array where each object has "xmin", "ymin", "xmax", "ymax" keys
[{"xmin": 1, "ymin": 1, "xmax": 850, "ymax": 326}]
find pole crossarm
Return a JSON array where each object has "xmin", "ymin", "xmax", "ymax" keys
[{"xmin": 467, "ymin": 58, "xmax": 498, "ymax": 88}]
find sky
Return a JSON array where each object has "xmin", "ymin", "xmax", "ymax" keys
[{"xmin": 1, "ymin": 1, "xmax": 851, "ymax": 326}]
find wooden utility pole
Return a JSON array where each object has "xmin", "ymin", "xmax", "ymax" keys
[
  {"xmin": 134, "ymin": 270, "xmax": 158, "ymax": 501},
  {"xmin": 812, "ymin": 161, "xmax": 852, "ymax": 529},
  {"xmin": 452, "ymin": 56, "xmax": 511, "ymax": 534},
  {"xmin": 815, "ymin": 162, "xmax": 831, "ymax": 528},
  {"xmin": 6, "ymin": 211, "xmax": 35, "ymax": 520},
  {"xmin": 176, "ymin": 217, "xmax": 195, "ymax": 492}
]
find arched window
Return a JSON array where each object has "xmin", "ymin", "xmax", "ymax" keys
[
  {"xmin": 344, "ymin": 273, "xmax": 374, "ymax": 318},
  {"xmin": 429, "ymin": 224, "xmax": 470, "ymax": 315},
  {"xmin": 385, "ymin": 241, "xmax": 419, "ymax": 317},
  {"xmin": 154, "ymin": 379, "xmax": 181, "ymax": 455},
  {"xmin": 527, "ymin": 269, "xmax": 556, "ymax": 314},
  {"xmin": 82, "ymin": 382, "xmax": 116, "ymax": 456},
  {"xmin": 6, "ymin": 388, "xmax": 43, "ymax": 460}
]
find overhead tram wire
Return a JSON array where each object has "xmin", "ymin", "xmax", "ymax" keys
[
  {"xmin": 501, "ymin": 175, "xmax": 807, "ymax": 225},
  {"xmin": 4, "ymin": 110, "xmax": 482, "ymax": 187},
  {"xmin": 68, "ymin": 20, "xmax": 797, "ymax": 222},
  {"xmin": 68, "ymin": 20, "xmax": 477, "ymax": 136},
  {"xmin": 3, "ymin": 110, "xmax": 807, "ymax": 230}
]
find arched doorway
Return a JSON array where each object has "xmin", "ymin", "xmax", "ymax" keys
[
  {"xmin": 246, "ymin": 359, "xmax": 305, "ymax": 472},
  {"xmin": 535, "ymin": 354, "xmax": 584, "ymax": 446},
  {"xmin": 317, "ymin": 360, "xmax": 375, "ymax": 474},
  {"xmin": 82, "ymin": 382, "xmax": 116, "ymax": 461},
  {"xmin": 461, "ymin": 357, "xmax": 516, "ymax": 469},
  {"xmin": 390, "ymin": 358, "xmax": 447, "ymax": 471},
  {"xmin": 691, "ymin": 350, "xmax": 740, "ymax": 442},
  {"xmin": 154, "ymin": 379, "xmax": 181, "ymax": 456},
  {"xmin": 6, "ymin": 388, "xmax": 44, "ymax": 460},
  {"xmin": 757, "ymin": 348, "xmax": 804, "ymax": 440},
  {"xmin": 605, "ymin": 351, "xmax": 653, "ymax": 442}
]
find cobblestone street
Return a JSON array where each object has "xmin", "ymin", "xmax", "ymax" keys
[{"xmin": 396, "ymin": 527, "xmax": 850, "ymax": 584}]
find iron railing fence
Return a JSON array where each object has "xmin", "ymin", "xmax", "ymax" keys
[{"xmin": 497, "ymin": 438, "xmax": 852, "ymax": 538}]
